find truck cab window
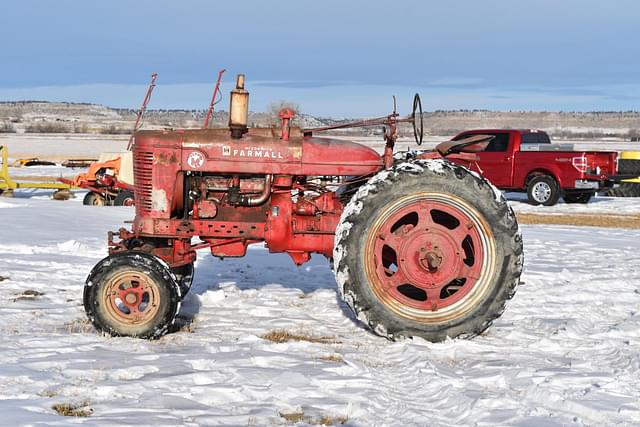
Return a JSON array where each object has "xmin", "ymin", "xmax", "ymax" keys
[
  {"xmin": 452, "ymin": 132, "xmax": 509, "ymax": 152},
  {"xmin": 484, "ymin": 133, "xmax": 509, "ymax": 152},
  {"xmin": 522, "ymin": 132, "xmax": 551, "ymax": 144}
]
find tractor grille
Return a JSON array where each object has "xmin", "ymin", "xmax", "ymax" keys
[{"xmin": 134, "ymin": 151, "xmax": 154, "ymax": 214}]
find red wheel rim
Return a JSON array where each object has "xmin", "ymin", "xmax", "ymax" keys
[{"xmin": 364, "ymin": 193, "xmax": 496, "ymax": 323}]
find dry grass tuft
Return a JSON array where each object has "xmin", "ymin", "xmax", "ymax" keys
[
  {"xmin": 261, "ymin": 329, "xmax": 338, "ymax": 344},
  {"xmin": 279, "ymin": 411, "xmax": 305, "ymax": 423},
  {"xmin": 63, "ymin": 318, "xmax": 94, "ymax": 334},
  {"xmin": 314, "ymin": 415, "xmax": 349, "ymax": 425},
  {"xmin": 38, "ymin": 389, "xmax": 59, "ymax": 398},
  {"xmin": 52, "ymin": 400, "xmax": 92, "ymax": 417},
  {"xmin": 14, "ymin": 289, "xmax": 45, "ymax": 301},
  {"xmin": 318, "ymin": 354, "xmax": 345, "ymax": 364},
  {"xmin": 278, "ymin": 411, "xmax": 349, "ymax": 425},
  {"xmin": 516, "ymin": 212, "xmax": 640, "ymax": 229},
  {"xmin": 0, "ymin": 275, "xmax": 8, "ymax": 282}
]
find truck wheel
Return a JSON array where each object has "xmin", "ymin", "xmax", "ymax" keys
[
  {"xmin": 83, "ymin": 192, "xmax": 105, "ymax": 206},
  {"xmin": 334, "ymin": 160, "xmax": 523, "ymax": 342},
  {"xmin": 563, "ymin": 191, "xmax": 593, "ymax": 204},
  {"xmin": 172, "ymin": 263, "xmax": 194, "ymax": 299},
  {"xmin": 114, "ymin": 190, "xmax": 135, "ymax": 206},
  {"xmin": 83, "ymin": 252, "xmax": 181, "ymax": 339},
  {"xmin": 526, "ymin": 175, "xmax": 560, "ymax": 206}
]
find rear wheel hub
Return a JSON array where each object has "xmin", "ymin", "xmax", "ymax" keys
[{"xmin": 367, "ymin": 196, "xmax": 488, "ymax": 314}]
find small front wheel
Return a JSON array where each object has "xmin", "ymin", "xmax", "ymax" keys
[{"xmin": 83, "ymin": 252, "xmax": 181, "ymax": 339}]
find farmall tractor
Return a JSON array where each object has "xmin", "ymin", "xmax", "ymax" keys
[{"xmin": 84, "ymin": 75, "xmax": 523, "ymax": 342}]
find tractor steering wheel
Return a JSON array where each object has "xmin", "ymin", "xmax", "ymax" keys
[{"xmin": 412, "ymin": 93, "xmax": 423, "ymax": 145}]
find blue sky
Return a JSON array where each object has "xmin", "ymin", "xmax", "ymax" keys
[{"xmin": 1, "ymin": 0, "xmax": 639, "ymax": 116}]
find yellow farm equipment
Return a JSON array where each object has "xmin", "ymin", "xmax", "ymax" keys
[{"xmin": 0, "ymin": 145, "xmax": 74, "ymax": 199}]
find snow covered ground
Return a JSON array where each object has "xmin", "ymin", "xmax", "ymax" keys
[
  {"xmin": 0, "ymin": 193, "xmax": 639, "ymax": 426},
  {"xmin": 506, "ymin": 192, "xmax": 640, "ymax": 216}
]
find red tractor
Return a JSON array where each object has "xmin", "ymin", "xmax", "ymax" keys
[{"xmin": 84, "ymin": 75, "xmax": 523, "ymax": 342}]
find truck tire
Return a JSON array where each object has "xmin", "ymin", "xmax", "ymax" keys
[
  {"xmin": 526, "ymin": 175, "xmax": 560, "ymax": 206},
  {"xmin": 114, "ymin": 190, "xmax": 135, "ymax": 206},
  {"xmin": 563, "ymin": 191, "xmax": 593, "ymax": 204},
  {"xmin": 334, "ymin": 160, "xmax": 523, "ymax": 342},
  {"xmin": 83, "ymin": 192, "xmax": 105, "ymax": 206},
  {"xmin": 83, "ymin": 252, "xmax": 181, "ymax": 339}
]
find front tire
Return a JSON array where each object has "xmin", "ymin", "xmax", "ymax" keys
[
  {"xmin": 527, "ymin": 175, "xmax": 560, "ymax": 206},
  {"xmin": 83, "ymin": 252, "xmax": 181, "ymax": 339},
  {"xmin": 334, "ymin": 160, "xmax": 523, "ymax": 342}
]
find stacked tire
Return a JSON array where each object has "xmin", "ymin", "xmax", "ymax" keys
[{"xmin": 608, "ymin": 151, "xmax": 640, "ymax": 197}]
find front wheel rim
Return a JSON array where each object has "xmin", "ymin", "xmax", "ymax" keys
[
  {"xmin": 364, "ymin": 193, "xmax": 497, "ymax": 323},
  {"xmin": 101, "ymin": 271, "xmax": 161, "ymax": 327}
]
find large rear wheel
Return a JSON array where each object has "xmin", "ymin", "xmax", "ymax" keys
[
  {"xmin": 334, "ymin": 160, "xmax": 523, "ymax": 342},
  {"xmin": 83, "ymin": 252, "xmax": 181, "ymax": 339}
]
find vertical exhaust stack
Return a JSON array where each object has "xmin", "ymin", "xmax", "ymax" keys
[{"xmin": 229, "ymin": 74, "xmax": 249, "ymax": 139}]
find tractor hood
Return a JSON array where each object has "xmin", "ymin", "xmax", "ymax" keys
[{"xmin": 134, "ymin": 128, "xmax": 383, "ymax": 176}]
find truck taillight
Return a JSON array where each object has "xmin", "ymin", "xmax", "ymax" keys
[{"xmin": 571, "ymin": 156, "xmax": 587, "ymax": 173}]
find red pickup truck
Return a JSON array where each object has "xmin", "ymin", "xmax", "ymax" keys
[{"xmin": 449, "ymin": 129, "xmax": 619, "ymax": 205}]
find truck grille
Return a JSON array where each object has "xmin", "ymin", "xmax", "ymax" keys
[{"xmin": 134, "ymin": 151, "xmax": 154, "ymax": 214}]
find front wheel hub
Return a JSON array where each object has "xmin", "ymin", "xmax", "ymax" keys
[{"xmin": 103, "ymin": 271, "xmax": 160, "ymax": 325}]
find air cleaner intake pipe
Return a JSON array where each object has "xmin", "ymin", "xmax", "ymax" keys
[{"xmin": 229, "ymin": 74, "xmax": 249, "ymax": 139}]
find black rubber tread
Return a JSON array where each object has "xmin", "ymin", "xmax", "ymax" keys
[
  {"xmin": 607, "ymin": 183, "xmax": 640, "ymax": 197},
  {"xmin": 333, "ymin": 160, "xmax": 523, "ymax": 342},
  {"xmin": 83, "ymin": 192, "xmax": 105, "ymax": 206},
  {"xmin": 113, "ymin": 190, "xmax": 135, "ymax": 206},
  {"xmin": 172, "ymin": 263, "xmax": 194, "ymax": 299},
  {"xmin": 83, "ymin": 251, "xmax": 181, "ymax": 339},
  {"xmin": 526, "ymin": 175, "xmax": 560, "ymax": 206},
  {"xmin": 607, "ymin": 158, "xmax": 640, "ymax": 197},
  {"xmin": 617, "ymin": 158, "xmax": 640, "ymax": 175},
  {"xmin": 563, "ymin": 191, "xmax": 593, "ymax": 204}
]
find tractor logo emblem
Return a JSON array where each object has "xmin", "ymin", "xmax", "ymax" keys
[
  {"xmin": 187, "ymin": 151, "xmax": 205, "ymax": 169},
  {"xmin": 222, "ymin": 146, "xmax": 231, "ymax": 156}
]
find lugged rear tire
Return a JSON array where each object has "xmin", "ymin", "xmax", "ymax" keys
[
  {"xmin": 83, "ymin": 252, "xmax": 181, "ymax": 339},
  {"xmin": 333, "ymin": 160, "xmax": 523, "ymax": 342},
  {"xmin": 607, "ymin": 183, "xmax": 640, "ymax": 197}
]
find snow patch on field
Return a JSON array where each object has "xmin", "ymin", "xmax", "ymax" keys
[
  {"xmin": 0, "ymin": 196, "xmax": 639, "ymax": 426},
  {"xmin": 0, "ymin": 200, "xmax": 18, "ymax": 209}
]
